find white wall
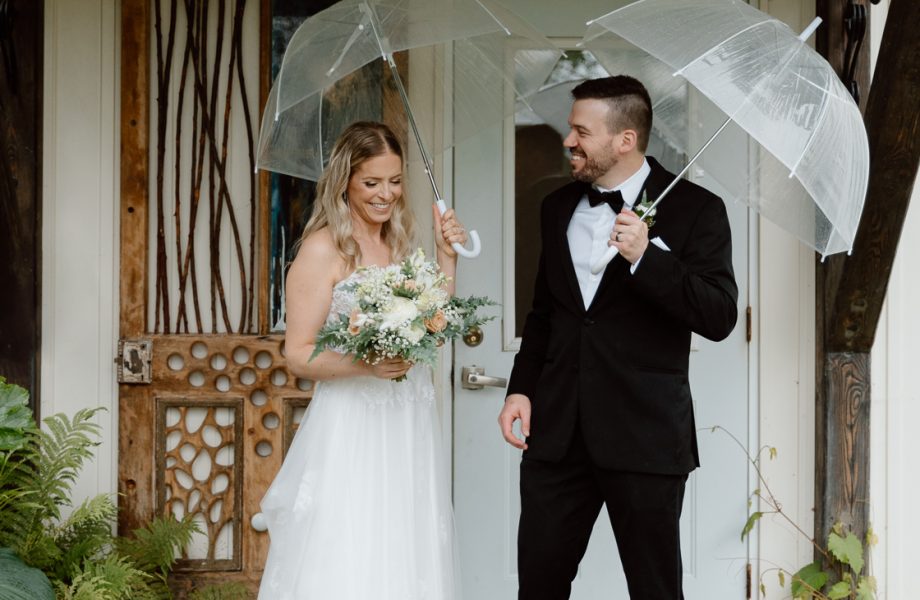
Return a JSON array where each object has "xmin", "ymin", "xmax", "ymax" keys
[
  {"xmin": 41, "ymin": 0, "xmax": 120, "ymax": 505},
  {"xmin": 752, "ymin": 1, "xmax": 818, "ymax": 597}
]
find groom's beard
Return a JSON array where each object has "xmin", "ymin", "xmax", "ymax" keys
[{"xmin": 570, "ymin": 144, "xmax": 618, "ymax": 183}]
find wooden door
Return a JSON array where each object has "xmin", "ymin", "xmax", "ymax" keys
[
  {"xmin": 118, "ymin": 0, "xmax": 409, "ymax": 594},
  {"xmin": 118, "ymin": 0, "xmax": 303, "ymax": 593}
]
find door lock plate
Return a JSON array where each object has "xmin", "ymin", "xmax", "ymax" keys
[{"xmin": 116, "ymin": 338, "xmax": 153, "ymax": 384}]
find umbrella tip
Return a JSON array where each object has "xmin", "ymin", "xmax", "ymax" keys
[{"xmin": 798, "ymin": 17, "xmax": 822, "ymax": 42}]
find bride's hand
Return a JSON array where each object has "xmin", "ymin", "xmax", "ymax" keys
[
  {"xmin": 433, "ymin": 204, "xmax": 468, "ymax": 258},
  {"xmin": 367, "ymin": 357, "xmax": 412, "ymax": 380}
]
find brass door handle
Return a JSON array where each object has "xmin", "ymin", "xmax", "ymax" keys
[{"xmin": 461, "ymin": 366, "xmax": 508, "ymax": 390}]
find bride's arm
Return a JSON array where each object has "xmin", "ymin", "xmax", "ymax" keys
[
  {"xmin": 284, "ymin": 232, "xmax": 370, "ymax": 381},
  {"xmin": 285, "ymin": 231, "xmax": 409, "ymax": 381},
  {"xmin": 432, "ymin": 204, "xmax": 468, "ymax": 296}
]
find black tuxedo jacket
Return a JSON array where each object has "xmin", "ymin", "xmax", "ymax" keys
[{"xmin": 507, "ymin": 157, "xmax": 738, "ymax": 474}]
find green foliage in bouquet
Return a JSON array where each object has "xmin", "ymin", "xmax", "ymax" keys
[
  {"xmin": 312, "ymin": 249, "xmax": 495, "ymax": 371},
  {"xmin": 713, "ymin": 426, "xmax": 877, "ymax": 600},
  {"xmin": 0, "ymin": 378, "xmax": 250, "ymax": 600}
]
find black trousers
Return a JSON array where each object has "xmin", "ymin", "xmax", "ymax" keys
[{"xmin": 518, "ymin": 426, "xmax": 688, "ymax": 600}]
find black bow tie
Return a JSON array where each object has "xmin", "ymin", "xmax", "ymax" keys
[{"xmin": 586, "ymin": 186, "xmax": 624, "ymax": 213}]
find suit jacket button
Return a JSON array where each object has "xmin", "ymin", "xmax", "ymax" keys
[{"xmin": 583, "ymin": 318, "xmax": 594, "ymax": 326}]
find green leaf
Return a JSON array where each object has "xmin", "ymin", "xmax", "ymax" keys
[
  {"xmin": 0, "ymin": 547, "xmax": 55, "ymax": 600},
  {"xmin": 827, "ymin": 581, "xmax": 851, "ymax": 599},
  {"xmin": 790, "ymin": 562, "xmax": 828, "ymax": 598},
  {"xmin": 741, "ymin": 511, "xmax": 762, "ymax": 541},
  {"xmin": 856, "ymin": 576, "xmax": 876, "ymax": 600},
  {"xmin": 828, "ymin": 531, "xmax": 865, "ymax": 575},
  {"xmin": 0, "ymin": 378, "xmax": 35, "ymax": 451}
]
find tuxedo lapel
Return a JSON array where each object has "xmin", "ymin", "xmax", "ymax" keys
[{"xmin": 554, "ymin": 187, "xmax": 587, "ymax": 314}]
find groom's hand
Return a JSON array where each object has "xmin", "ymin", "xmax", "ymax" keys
[
  {"xmin": 499, "ymin": 394, "xmax": 531, "ymax": 450},
  {"xmin": 609, "ymin": 208, "xmax": 649, "ymax": 264}
]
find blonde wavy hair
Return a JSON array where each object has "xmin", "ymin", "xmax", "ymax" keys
[{"xmin": 299, "ymin": 121, "xmax": 417, "ymax": 270}]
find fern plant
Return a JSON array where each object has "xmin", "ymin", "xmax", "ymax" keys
[{"xmin": 0, "ymin": 378, "xmax": 249, "ymax": 600}]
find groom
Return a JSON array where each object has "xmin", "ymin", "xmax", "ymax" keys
[{"xmin": 500, "ymin": 76, "xmax": 738, "ymax": 599}]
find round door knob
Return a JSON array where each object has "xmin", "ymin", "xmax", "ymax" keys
[
  {"xmin": 463, "ymin": 326, "xmax": 484, "ymax": 347},
  {"xmin": 251, "ymin": 512, "xmax": 268, "ymax": 532}
]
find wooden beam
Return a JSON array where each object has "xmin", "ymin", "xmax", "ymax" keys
[
  {"xmin": 0, "ymin": 0, "xmax": 43, "ymax": 412},
  {"xmin": 815, "ymin": 0, "xmax": 920, "ymax": 561},
  {"xmin": 826, "ymin": 0, "xmax": 920, "ymax": 352},
  {"xmin": 816, "ymin": 352, "xmax": 871, "ymax": 545},
  {"xmin": 815, "ymin": 0, "xmax": 871, "ymax": 113}
]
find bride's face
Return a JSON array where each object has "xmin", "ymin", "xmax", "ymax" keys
[{"xmin": 347, "ymin": 152, "xmax": 404, "ymax": 227}]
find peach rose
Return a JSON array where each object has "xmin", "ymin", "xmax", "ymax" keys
[
  {"xmin": 348, "ymin": 309, "xmax": 364, "ymax": 336},
  {"xmin": 402, "ymin": 279, "xmax": 417, "ymax": 292},
  {"xmin": 424, "ymin": 310, "xmax": 448, "ymax": 333}
]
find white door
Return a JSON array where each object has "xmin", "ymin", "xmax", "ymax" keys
[{"xmin": 450, "ymin": 50, "xmax": 754, "ymax": 599}]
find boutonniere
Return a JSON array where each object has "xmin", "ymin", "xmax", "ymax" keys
[{"xmin": 633, "ymin": 191, "xmax": 656, "ymax": 229}]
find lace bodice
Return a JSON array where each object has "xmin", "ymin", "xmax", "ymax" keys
[{"xmin": 326, "ymin": 271, "xmax": 362, "ymax": 326}]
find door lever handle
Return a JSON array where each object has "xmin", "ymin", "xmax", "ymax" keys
[{"xmin": 461, "ymin": 366, "xmax": 508, "ymax": 390}]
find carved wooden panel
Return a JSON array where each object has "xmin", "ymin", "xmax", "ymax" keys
[
  {"xmin": 120, "ymin": 334, "xmax": 312, "ymax": 594},
  {"xmin": 157, "ymin": 399, "xmax": 244, "ymax": 570}
]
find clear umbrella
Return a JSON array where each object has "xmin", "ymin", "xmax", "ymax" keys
[
  {"xmin": 257, "ymin": 0, "xmax": 562, "ymax": 258},
  {"xmin": 582, "ymin": 0, "xmax": 869, "ymax": 273}
]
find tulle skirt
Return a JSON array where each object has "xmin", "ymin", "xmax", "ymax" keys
[{"xmin": 258, "ymin": 365, "xmax": 460, "ymax": 599}]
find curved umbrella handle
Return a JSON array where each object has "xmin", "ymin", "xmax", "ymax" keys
[
  {"xmin": 590, "ymin": 246, "xmax": 620, "ymax": 275},
  {"xmin": 436, "ymin": 199, "xmax": 482, "ymax": 259}
]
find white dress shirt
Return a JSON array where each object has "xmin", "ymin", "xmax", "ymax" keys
[{"xmin": 567, "ymin": 159, "xmax": 651, "ymax": 309}]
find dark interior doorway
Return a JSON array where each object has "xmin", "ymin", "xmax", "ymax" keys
[{"xmin": 0, "ymin": 0, "xmax": 43, "ymax": 414}]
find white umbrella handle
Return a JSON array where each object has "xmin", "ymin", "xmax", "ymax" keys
[
  {"xmin": 436, "ymin": 199, "xmax": 481, "ymax": 259},
  {"xmin": 590, "ymin": 246, "xmax": 619, "ymax": 275}
]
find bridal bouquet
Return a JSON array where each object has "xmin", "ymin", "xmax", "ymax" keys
[{"xmin": 311, "ymin": 249, "xmax": 494, "ymax": 375}]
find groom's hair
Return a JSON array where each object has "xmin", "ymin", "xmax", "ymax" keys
[{"xmin": 572, "ymin": 76, "xmax": 652, "ymax": 152}]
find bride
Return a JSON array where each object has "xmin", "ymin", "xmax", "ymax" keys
[{"xmin": 258, "ymin": 121, "xmax": 466, "ymax": 599}]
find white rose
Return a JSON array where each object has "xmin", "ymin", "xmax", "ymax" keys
[
  {"xmin": 381, "ymin": 297, "xmax": 418, "ymax": 329},
  {"xmin": 415, "ymin": 269, "xmax": 435, "ymax": 291},
  {"xmin": 401, "ymin": 324, "xmax": 426, "ymax": 344},
  {"xmin": 420, "ymin": 288, "xmax": 448, "ymax": 310}
]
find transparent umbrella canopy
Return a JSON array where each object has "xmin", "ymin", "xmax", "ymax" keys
[
  {"xmin": 582, "ymin": 0, "xmax": 869, "ymax": 272},
  {"xmin": 257, "ymin": 0, "xmax": 562, "ymax": 257}
]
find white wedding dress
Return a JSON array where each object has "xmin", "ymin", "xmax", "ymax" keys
[{"xmin": 258, "ymin": 272, "xmax": 460, "ymax": 600}]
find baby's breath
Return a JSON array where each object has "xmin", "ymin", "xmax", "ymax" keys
[{"xmin": 311, "ymin": 249, "xmax": 495, "ymax": 379}]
